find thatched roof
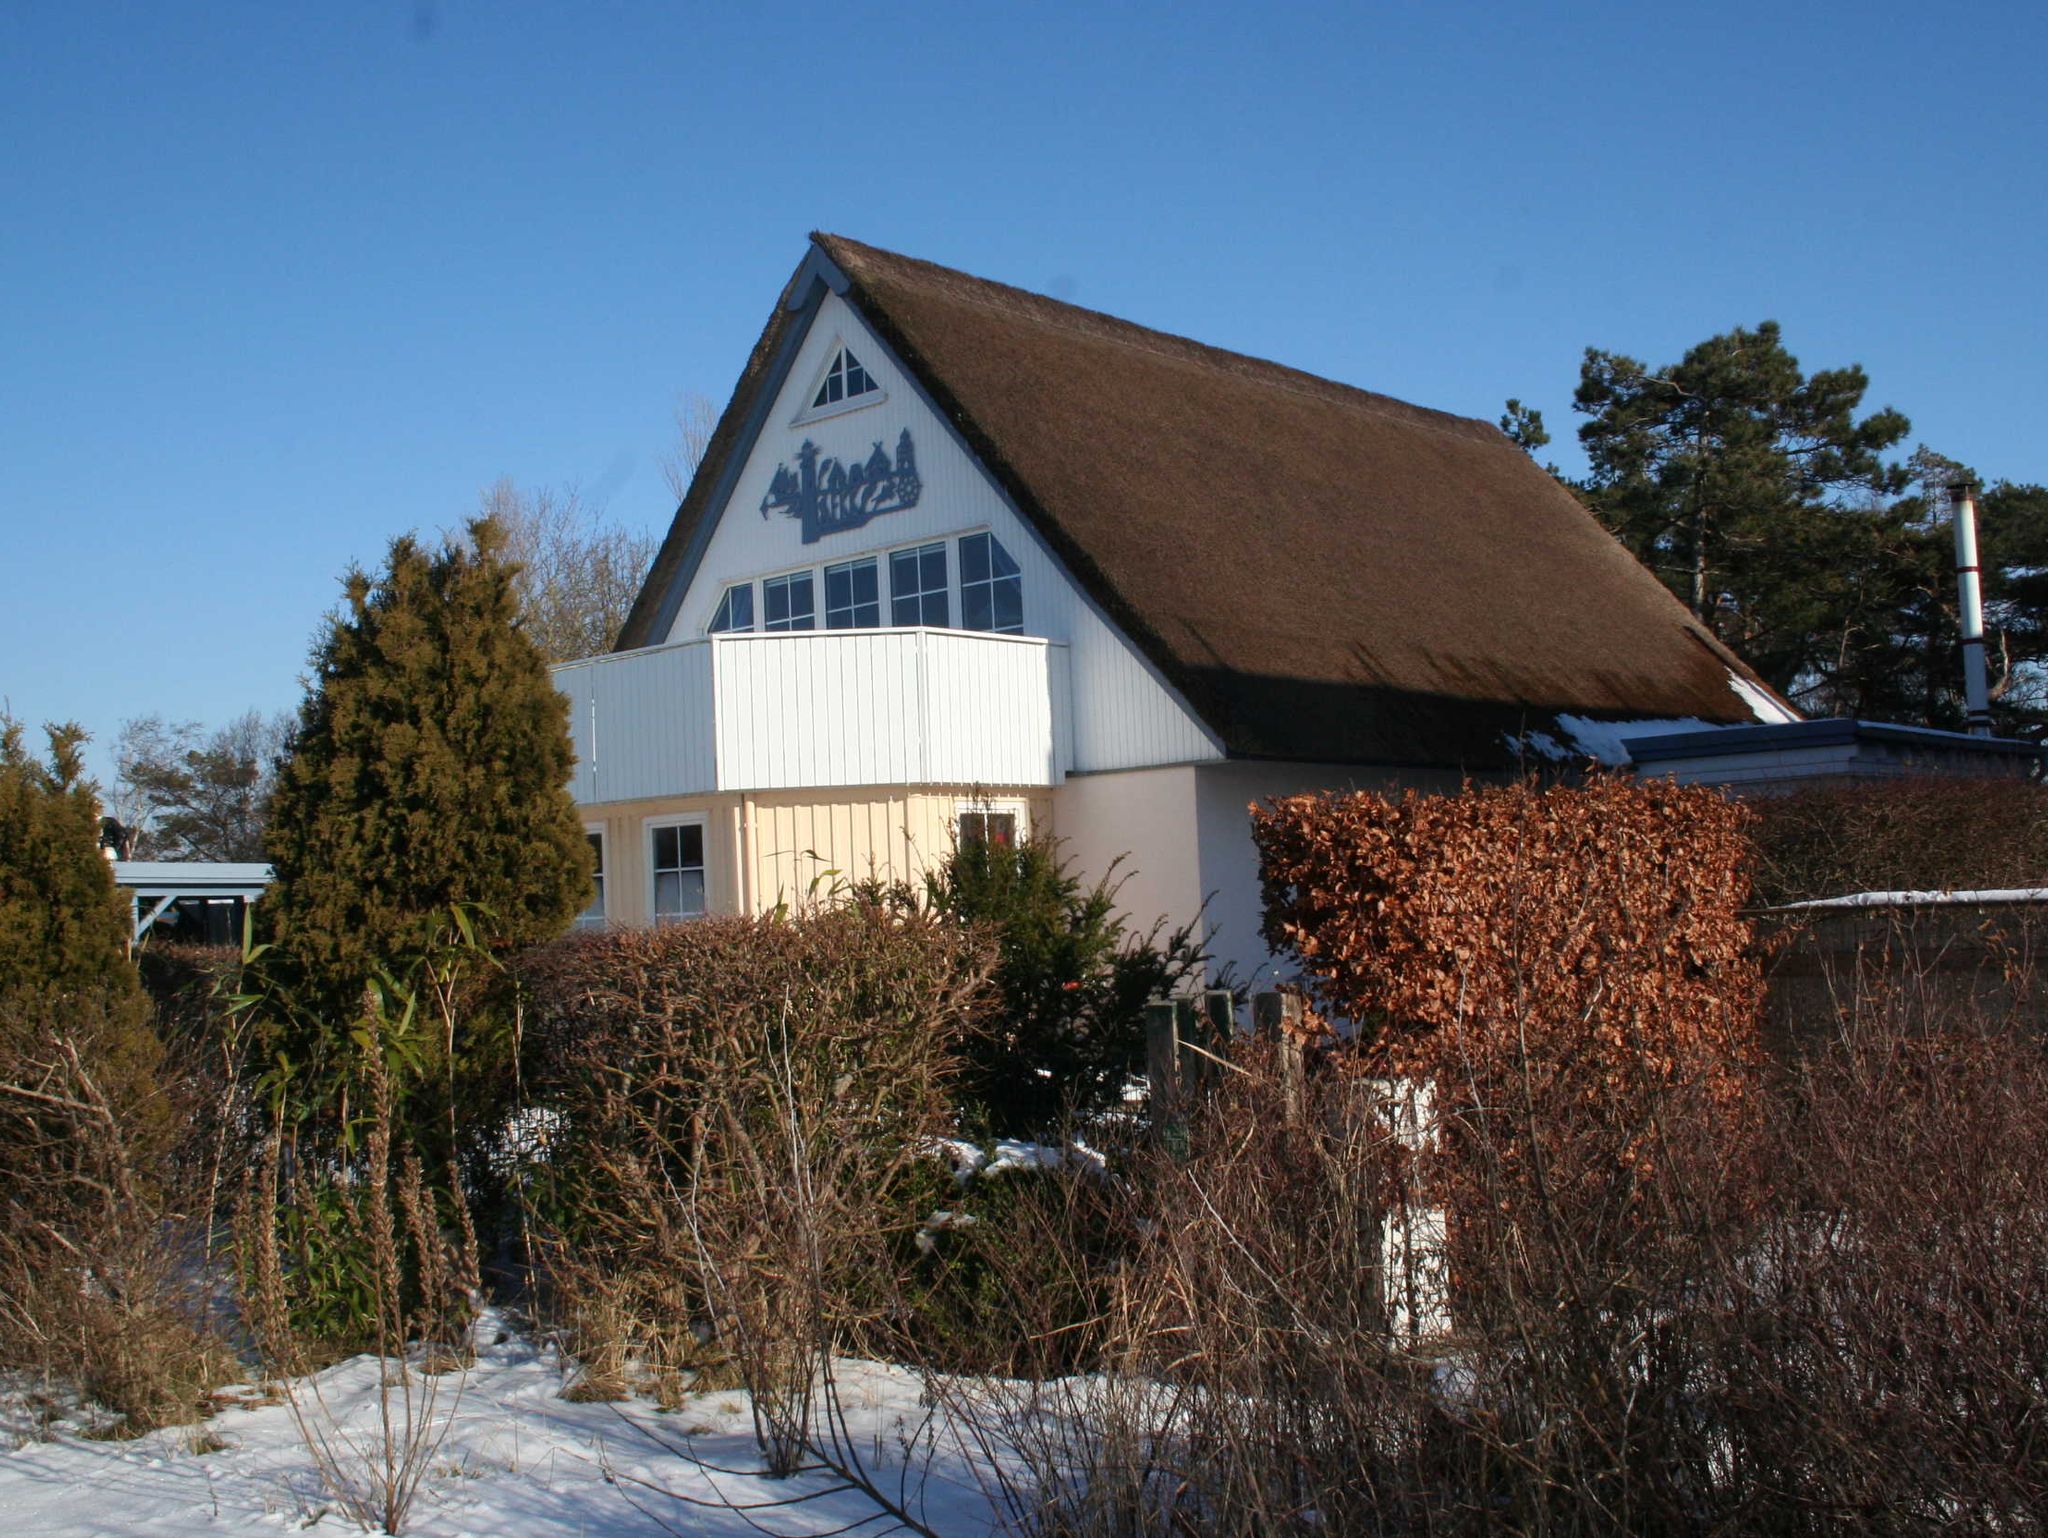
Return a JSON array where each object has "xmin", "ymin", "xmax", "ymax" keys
[{"xmin": 620, "ymin": 235, "xmax": 1784, "ymax": 768}]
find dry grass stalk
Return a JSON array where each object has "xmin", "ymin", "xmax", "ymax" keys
[{"xmin": 238, "ymin": 1025, "xmax": 479, "ymax": 1535}]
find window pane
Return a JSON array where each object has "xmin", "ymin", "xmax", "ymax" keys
[
  {"xmin": 889, "ymin": 549, "xmax": 919, "ymax": 625},
  {"xmin": 578, "ymin": 833, "xmax": 606, "ymax": 926},
  {"xmin": 921, "ymin": 546, "xmax": 946, "ymax": 592},
  {"xmin": 652, "ymin": 822, "xmax": 705, "ymax": 920},
  {"xmin": 960, "ymin": 532, "xmax": 990, "ymax": 584},
  {"xmin": 765, "ymin": 574, "xmax": 815, "ymax": 631},
  {"xmin": 959, "ymin": 810, "xmax": 1018, "ymax": 849},
  {"xmin": 710, "ymin": 584, "xmax": 754, "ymax": 634},
  {"xmin": 812, "ymin": 379, "xmax": 831, "ymax": 409},
  {"xmin": 993, "ymin": 576, "xmax": 1023, "ymax": 633},
  {"xmin": 825, "ymin": 559, "xmax": 878, "ymax": 629},
  {"xmin": 961, "ymin": 533, "xmax": 1021, "ymax": 634},
  {"xmin": 962, "ymin": 584, "xmax": 993, "ymax": 632}
]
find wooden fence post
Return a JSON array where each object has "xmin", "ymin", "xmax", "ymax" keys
[
  {"xmin": 1145, "ymin": 996, "xmax": 1190, "ymax": 1159},
  {"xmin": 1250, "ymin": 989, "xmax": 1306, "ymax": 1122},
  {"xmin": 1144, "ymin": 996, "xmax": 1181, "ymax": 1103}
]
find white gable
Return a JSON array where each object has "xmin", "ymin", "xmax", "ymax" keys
[{"xmin": 664, "ymin": 291, "xmax": 1220, "ymax": 773}]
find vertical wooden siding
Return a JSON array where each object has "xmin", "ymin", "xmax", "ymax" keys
[
  {"xmin": 555, "ymin": 642, "xmax": 719, "ymax": 804},
  {"xmin": 557, "ymin": 629, "xmax": 1072, "ymax": 804},
  {"xmin": 710, "ymin": 629, "xmax": 1065, "ymax": 792}
]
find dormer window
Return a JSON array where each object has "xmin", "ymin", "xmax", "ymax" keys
[{"xmin": 795, "ymin": 343, "xmax": 886, "ymax": 423}]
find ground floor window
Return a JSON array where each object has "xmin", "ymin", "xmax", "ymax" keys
[
  {"xmin": 957, "ymin": 798, "xmax": 1026, "ymax": 850},
  {"xmin": 576, "ymin": 828, "xmax": 606, "ymax": 928},
  {"xmin": 648, "ymin": 818, "xmax": 707, "ymax": 921}
]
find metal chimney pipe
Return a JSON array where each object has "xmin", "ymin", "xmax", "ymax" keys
[{"xmin": 1953, "ymin": 479, "xmax": 1994, "ymax": 736}]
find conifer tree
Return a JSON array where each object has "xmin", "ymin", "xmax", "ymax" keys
[
  {"xmin": 0, "ymin": 717, "xmax": 163, "ymax": 1170},
  {"xmin": 1574, "ymin": 321, "xmax": 1911, "ymax": 701},
  {"xmin": 925, "ymin": 834, "xmax": 1205, "ymax": 1135},
  {"xmin": 0, "ymin": 717, "xmax": 138, "ymax": 999},
  {"xmin": 261, "ymin": 518, "xmax": 592, "ymax": 1019}
]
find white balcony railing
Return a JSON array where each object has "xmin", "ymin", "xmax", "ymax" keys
[{"xmin": 553, "ymin": 627, "xmax": 1073, "ymax": 804}]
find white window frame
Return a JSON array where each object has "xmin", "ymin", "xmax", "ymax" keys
[
  {"xmin": 762, "ymin": 570, "xmax": 817, "ymax": 631},
  {"xmin": 791, "ymin": 337, "xmax": 887, "ymax": 426},
  {"xmin": 889, "ymin": 541, "xmax": 949, "ymax": 627},
  {"xmin": 955, "ymin": 796, "xmax": 1030, "ymax": 850},
  {"xmin": 959, "ymin": 529, "xmax": 1025, "ymax": 635},
  {"xmin": 720, "ymin": 532, "xmax": 973, "ymax": 640},
  {"xmin": 708, "ymin": 582, "xmax": 755, "ymax": 634},
  {"xmin": 644, "ymin": 813, "xmax": 710, "ymax": 924},
  {"xmin": 575, "ymin": 824, "xmax": 608, "ymax": 930},
  {"xmin": 823, "ymin": 555, "xmax": 882, "ymax": 630}
]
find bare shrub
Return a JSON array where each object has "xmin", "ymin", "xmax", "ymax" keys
[
  {"xmin": 519, "ymin": 903, "xmax": 992, "ymax": 1469},
  {"xmin": 1725, "ymin": 1006, "xmax": 2048, "ymax": 1530},
  {"xmin": 0, "ymin": 983, "xmax": 236, "ymax": 1434},
  {"xmin": 918, "ymin": 778, "xmax": 2048, "ymax": 1535}
]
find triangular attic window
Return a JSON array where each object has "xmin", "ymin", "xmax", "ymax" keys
[{"xmin": 812, "ymin": 346, "xmax": 879, "ymax": 409}]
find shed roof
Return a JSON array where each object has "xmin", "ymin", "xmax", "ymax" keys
[{"xmin": 621, "ymin": 235, "xmax": 1787, "ymax": 768}]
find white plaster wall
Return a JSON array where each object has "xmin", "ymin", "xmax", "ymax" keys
[
  {"xmin": 1054, "ymin": 766, "xmax": 1204, "ymax": 960},
  {"xmin": 664, "ymin": 291, "xmax": 1220, "ymax": 775}
]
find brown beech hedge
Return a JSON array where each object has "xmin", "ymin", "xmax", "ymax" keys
[{"xmin": 1252, "ymin": 777, "xmax": 1765, "ymax": 1251}]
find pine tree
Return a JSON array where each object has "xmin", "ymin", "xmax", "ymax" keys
[
  {"xmin": 1574, "ymin": 321, "xmax": 1911, "ymax": 703},
  {"xmin": 0, "ymin": 718, "xmax": 138, "ymax": 999},
  {"xmin": 261, "ymin": 518, "xmax": 592, "ymax": 1018}
]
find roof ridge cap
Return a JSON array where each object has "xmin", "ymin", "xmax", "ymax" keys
[{"xmin": 815, "ymin": 232, "xmax": 1502, "ymax": 449}]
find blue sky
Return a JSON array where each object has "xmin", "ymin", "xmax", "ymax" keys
[{"xmin": 3, "ymin": 1, "xmax": 2044, "ymax": 787}]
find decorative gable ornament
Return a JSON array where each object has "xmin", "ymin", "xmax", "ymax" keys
[{"xmin": 760, "ymin": 430, "xmax": 922, "ymax": 545}]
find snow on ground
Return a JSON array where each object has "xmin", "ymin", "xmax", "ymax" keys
[
  {"xmin": 928, "ymin": 1137, "xmax": 1108, "ymax": 1184},
  {"xmin": 0, "ymin": 1320, "xmax": 1001, "ymax": 1537}
]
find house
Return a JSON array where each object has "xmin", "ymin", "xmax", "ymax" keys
[{"xmin": 558, "ymin": 234, "xmax": 1796, "ymax": 987}]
